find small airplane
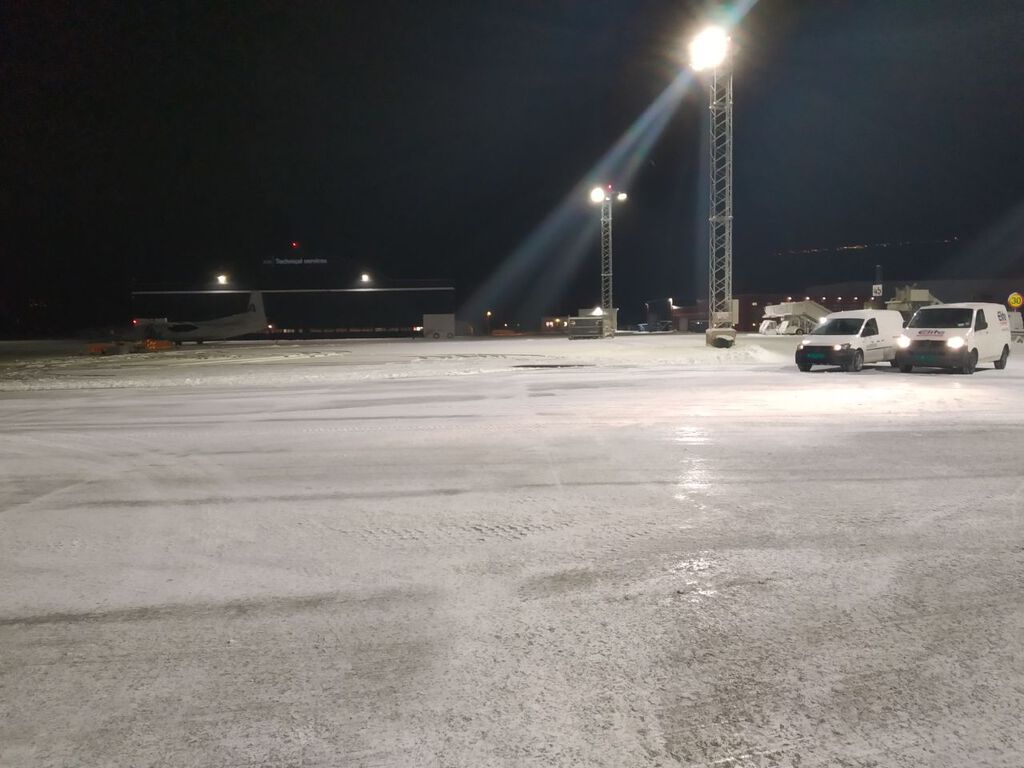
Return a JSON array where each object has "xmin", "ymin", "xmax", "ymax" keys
[{"xmin": 132, "ymin": 291, "xmax": 268, "ymax": 344}]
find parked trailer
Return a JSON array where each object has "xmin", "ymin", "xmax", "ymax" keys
[
  {"xmin": 1008, "ymin": 311, "xmax": 1022, "ymax": 344},
  {"xmin": 567, "ymin": 316, "xmax": 606, "ymax": 339},
  {"xmin": 422, "ymin": 313, "xmax": 456, "ymax": 339},
  {"xmin": 759, "ymin": 301, "xmax": 830, "ymax": 335}
]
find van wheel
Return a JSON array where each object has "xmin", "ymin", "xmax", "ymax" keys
[
  {"xmin": 845, "ymin": 350, "xmax": 864, "ymax": 372},
  {"xmin": 797, "ymin": 362, "xmax": 812, "ymax": 372},
  {"xmin": 961, "ymin": 349, "xmax": 978, "ymax": 375},
  {"xmin": 899, "ymin": 364, "xmax": 913, "ymax": 373},
  {"xmin": 994, "ymin": 345, "xmax": 1009, "ymax": 370}
]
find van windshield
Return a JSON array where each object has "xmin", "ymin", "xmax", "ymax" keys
[
  {"xmin": 809, "ymin": 318, "xmax": 864, "ymax": 336},
  {"xmin": 908, "ymin": 308, "xmax": 973, "ymax": 329}
]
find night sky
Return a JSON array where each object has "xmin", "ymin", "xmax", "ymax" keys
[{"xmin": 3, "ymin": 1, "xmax": 1023, "ymax": 331}]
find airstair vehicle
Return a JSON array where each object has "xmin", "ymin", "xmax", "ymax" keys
[{"xmin": 758, "ymin": 301, "xmax": 830, "ymax": 335}]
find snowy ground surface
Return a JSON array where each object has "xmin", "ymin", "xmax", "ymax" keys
[{"xmin": 2, "ymin": 334, "xmax": 1023, "ymax": 767}]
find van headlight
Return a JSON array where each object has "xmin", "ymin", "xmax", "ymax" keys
[
  {"xmin": 897, "ymin": 335, "xmax": 911, "ymax": 348},
  {"xmin": 833, "ymin": 343, "xmax": 851, "ymax": 351},
  {"xmin": 946, "ymin": 336, "xmax": 965, "ymax": 349}
]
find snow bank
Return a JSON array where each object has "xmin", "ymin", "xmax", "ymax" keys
[{"xmin": 0, "ymin": 335, "xmax": 798, "ymax": 391}]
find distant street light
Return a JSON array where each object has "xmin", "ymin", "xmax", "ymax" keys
[
  {"xmin": 360, "ymin": 273, "xmax": 371, "ymax": 283},
  {"xmin": 589, "ymin": 185, "xmax": 627, "ymax": 336},
  {"xmin": 689, "ymin": 24, "xmax": 735, "ymax": 347},
  {"xmin": 216, "ymin": 274, "xmax": 229, "ymax": 285}
]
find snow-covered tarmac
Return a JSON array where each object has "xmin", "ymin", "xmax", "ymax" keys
[{"xmin": 2, "ymin": 335, "xmax": 1023, "ymax": 767}]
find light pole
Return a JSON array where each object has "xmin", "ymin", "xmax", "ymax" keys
[
  {"xmin": 690, "ymin": 25, "xmax": 735, "ymax": 347},
  {"xmin": 589, "ymin": 185, "xmax": 627, "ymax": 336}
]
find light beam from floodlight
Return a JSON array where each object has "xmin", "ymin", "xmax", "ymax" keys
[
  {"xmin": 689, "ymin": 26, "xmax": 729, "ymax": 71},
  {"xmin": 459, "ymin": 4, "xmax": 765, "ymax": 325}
]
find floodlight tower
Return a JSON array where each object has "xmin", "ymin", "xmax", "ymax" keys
[
  {"xmin": 589, "ymin": 185, "xmax": 628, "ymax": 336},
  {"xmin": 690, "ymin": 26, "xmax": 735, "ymax": 347}
]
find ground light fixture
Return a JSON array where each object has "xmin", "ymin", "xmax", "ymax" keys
[
  {"xmin": 216, "ymin": 274, "xmax": 228, "ymax": 285},
  {"xmin": 360, "ymin": 273, "xmax": 371, "ymax": 283}
]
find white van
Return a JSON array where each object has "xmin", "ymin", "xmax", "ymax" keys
[
  {"xmin": 895, "ymin": 302, "xmax": 1011, "ymax": 374},
  {"xmin": 795, "ymin": 309, "xmax": 905, "ymax": 372}
]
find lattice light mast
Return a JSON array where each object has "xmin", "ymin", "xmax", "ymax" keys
[
  {"xmin": 589, "ymin": 185, "xmax": 628, "ymax": 336},
  {"xmin": 690, "ymin": 26, "xmax": 735, "ymax": 346}
]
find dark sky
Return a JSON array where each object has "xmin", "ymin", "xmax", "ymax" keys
[{"xmin": 3, "ymin": 1, "xmax": 1023, "ymax": 329}]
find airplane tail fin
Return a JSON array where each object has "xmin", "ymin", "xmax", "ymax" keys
[
  {"xmin": 247, "ymin": 291, "xmax": 268, "ymax": 333},
  {"xmin": 248, "ymin": 291, "xmax": 267, "ymax": 325}
]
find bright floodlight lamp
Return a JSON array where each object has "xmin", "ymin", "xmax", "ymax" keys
[
  {"xmin": 689, "ymin": 25, "xmax": 730, "ymax": 71},
  {"xmin": 590, "ymin": 186, "xmax": 607, "ymax": 204},
  {"xmin": 360, "ymin": 273, "xmax": 371, "ymax": 283},
  {"xmin": 616, "ymin": 192, "xmax": 628, "ymax": 201},
  {"xmin": 216, "ymin": 274, "xmax": 228, "ymax": 285}
]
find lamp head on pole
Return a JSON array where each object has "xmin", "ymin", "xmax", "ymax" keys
[
  {"xmin": 589, "ymin": 186, "xmax": 608, "ymax": 204},
  {"xmin": 689, "ymin": 25, "xmax": 730, "ymax": 71}
]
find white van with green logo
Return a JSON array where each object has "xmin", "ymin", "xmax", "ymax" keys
[{"xmin": 796, "ymin": 310, "xmax": 905, "ymax": 372}]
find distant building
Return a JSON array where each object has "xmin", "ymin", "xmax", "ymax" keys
[{"xmin": 650, "ymin": 278, "xmax": 1024, "ymax": 332}]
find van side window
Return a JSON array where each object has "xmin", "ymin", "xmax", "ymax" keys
[
  {"xmin": 975, "ymin": 310, "xmax": 988, "ymax": 331},
  {"xmin": 861, "ymin": 319, "xmax": 878, "ymax": 337}
]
